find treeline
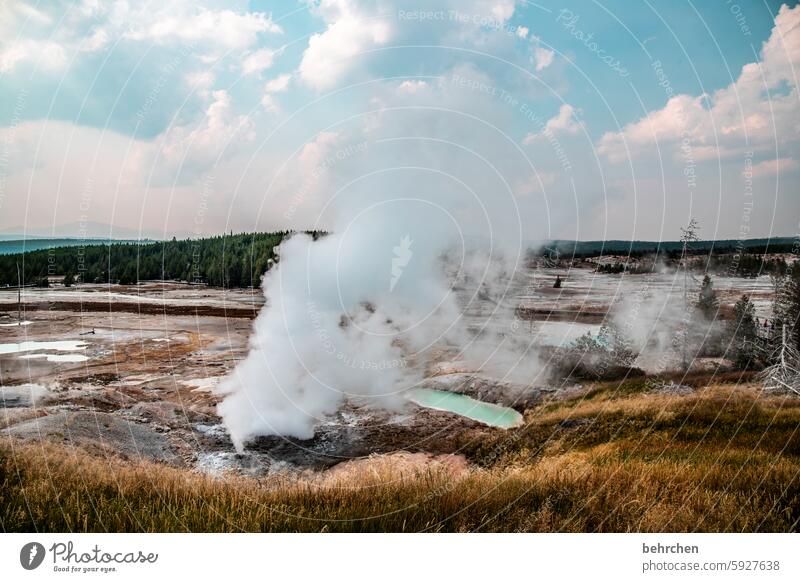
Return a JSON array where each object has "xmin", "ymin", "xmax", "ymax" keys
[
  {"xmin": 532, "ymin": 237, "xmax": 796, "ymax": 278},
  {"xmin": 0, "ymin": 231, "xmax": 327, "ymax": 288},
  {"xmin": 539, "ymin": 237, "xmax": 795, "ymax": 257},
  {"xmin": 593, "ymin": 253, "xmax": 791, "ymax": 278}
]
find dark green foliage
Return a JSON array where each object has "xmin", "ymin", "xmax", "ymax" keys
[
  {"xmin": 535, "ymin": 237, "xmax": 795, "ymax": 258},
  {"xmin": 697, "ymin": 274, "xmax": 719, "ymax": 320},
  {"xmin": 0, "ymin": 231, "xmax": 326, "ymax": 288},
  {"xmin": 692, "ymin": 274, "xmax": 726, "ymax": 357},
  {"xmin": 554, "ymin": 323, "xmax": 640, "ymax": 381},
  {"xmin": 596, "ymin": 262, "xmax": 626, "ymax": 274},
  {"xmin": 530, "ymin": 239, "xmax": 793, "ymax": 279},
  {"xmin": 728, "ymin": 295, "xmax": 760, "ymax": 369}
]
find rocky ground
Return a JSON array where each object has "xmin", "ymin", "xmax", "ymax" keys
[
  {"xmin": 0, "ymin": 271, "xmax": 766, "ymax": 478},
  {"xmin": 0, "ymin": 283, "xmax": 516, "ymax": 476}
]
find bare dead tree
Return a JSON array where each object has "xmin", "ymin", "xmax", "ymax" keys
[
  {"xmin": 679, "ymin": 219, "xmax": 701, "ymax": 370},
  {"xmin": 761, "ymin": 326, "xmax": 800, "ymax": 396}
]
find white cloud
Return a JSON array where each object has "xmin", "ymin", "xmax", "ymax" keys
[
  {"xmin": 299, "ymin": 131, "xmax": 341, "ymax": 171},
  {"xmin": 516, "ymin": 26, "xmax": 529, "ymax": 39},
  {"xmin": 532, "ymin": 45, "xmax": 554, "ymax": 72},
  {"xmin": 598, "ymin": 4, "xmax": 800, "ymax": 163},
  {"xmin": 1, "ymin": 2, "xmax": 284, "ymax": 75},
  {"xmin": 242, "ymin": 48, "xmax": 279, "ymax": 76},
  {"xmin": 299, "ymin": 0, "xmax": 392, "ymax": 90},
  {"xmin": 81, "ymin": 28, "xmax": 110, "ymax": 52},
  {"xmin": 397, "ymin": 80, "xmax": 428, "ymax": 93},
  {"xmin": 261, "ymin": 74, "xmax": 292, "ymax": 111},
  {"xmin": 185, "ymin": 71, "xmax": 215, "ymax": 100},
  {"xmin": 264, "ymin": 74, "xmax": 291, "ymax": 93},
  {"xmin": 186, "ymin": 71, "xmax": 215, "ymax": 89},
  {"xmin": 487, "ymin": 0, "xmax": 516, "ymax": 23},
  {"xmin": 0, "ymin": 40, "xmax": 67, "ymax": 73},
  {"xmin": 163, "ymin": 90, "xmax": 255, "ymax": 166},
  {"xmin": 749, "ymin": 157, "xmax": 799, "ymax": 177},
  {"xmin": 522, "ymin": 104, "xmax": 580, "ymax": 144},
  {"xmin": 0, "ymin": 2, "xmax": 52, "ymax": 39},
  {"xmin": 127, "ymin": 7, "xmax": 282, "ymax": 51}
]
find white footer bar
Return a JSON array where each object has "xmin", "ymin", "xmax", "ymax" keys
[{"xmin": 1, "ymin": 533, "xmax": 797, "ymax": 581}]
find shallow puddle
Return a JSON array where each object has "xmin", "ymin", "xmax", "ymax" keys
[
  {"xmin": 408, "ymin": 388, "xmax": 523, "ymax": 428},
  {"xmin": 181, "ymin": 377, "xmax": 221, "ymax": 392},
  {"xmin": 19, "ymin": 353, "xmax": 89, "ymax": 363},
  {"xmin": 0, "ymin": 340, "xmax": 87, "ymax": 356}
]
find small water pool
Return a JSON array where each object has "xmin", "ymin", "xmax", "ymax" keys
[
  {"xmin": 19, "ymin": 353, "xmax": 89, "ymax": 363},
  {"xmin": 408, "ymin": 388, "xmax": 523, "ymax": 428},
  {"xmin": 0, "ymin": 340, "xmax": 87, "ymax": 356}
]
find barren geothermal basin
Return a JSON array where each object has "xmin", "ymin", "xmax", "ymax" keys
[{"xmin": 408, "ymin": 388, "xmax": 523, "ymax": 428}]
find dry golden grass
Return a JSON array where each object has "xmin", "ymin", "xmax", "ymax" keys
[{"xmin": 2, "ymin": 383, "xmax": 798, "ymax": 532}]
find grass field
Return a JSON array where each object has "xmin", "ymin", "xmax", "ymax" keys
[{"xmin": 2, "ymin": 381, "xmax": 799, "ymax": 532}]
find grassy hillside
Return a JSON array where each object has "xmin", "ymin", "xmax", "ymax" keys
[{"xmin": 2, "ymin": 380, "xmax": 797, "ymax": 532}]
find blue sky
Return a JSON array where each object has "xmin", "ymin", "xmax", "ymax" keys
[{"xmin": 0, "ymin": 0, "xmax": 797, "ymax": 241}]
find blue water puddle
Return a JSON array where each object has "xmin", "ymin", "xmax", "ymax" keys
[{"xmin": 408, "ymin": 388, "xmax": 523, "ymax": 428}]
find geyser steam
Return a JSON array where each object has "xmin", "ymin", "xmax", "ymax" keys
[
  {"xmin": 217, "ymin": 198, "xmax": 474, "ymax": 450},
  {"xmin": 218, "ymin": 116, "xmax": 531, "ymax": 450}
]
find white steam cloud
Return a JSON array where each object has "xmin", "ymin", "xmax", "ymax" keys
[
  {"xmin": 216, "ymin": 120, "xmax": 536, "ymax": 449},
  {"xmin": 217, "ymin": 210, "xmax": 464, "ymax": 448}
]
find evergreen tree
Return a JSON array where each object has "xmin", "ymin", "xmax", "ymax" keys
[
  {"xmin": 697, "ymin": 274, "xmax": 719, "ymax": 320},
  {"xmin": 728, "ymin": 294, "xmax": 759, "ymax": 369},
  {"xmin": 0, "ymin": 231, "xmax": 322, "ymax": 289}
]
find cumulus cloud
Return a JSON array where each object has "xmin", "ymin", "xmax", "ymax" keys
[
  {"xmin": 4, "ymin": 0, "xmax": 795, "ymax": 245},
  {"xmin": 0, "ymin": 1, "xmax": 283, "ymax": 75},
  {"xmin": 298, "ymin": 0, "xmax": 523, "ymax": 91},
  {"xmin": 299, "ymin": 0, "xmax": 392, "ymax": 90},
  {"xmin": 264, "ymin": 74, "xmax": 291, "ymax": 93},
  {"xmin": 397, "ymin": 80, "xmax": 428, "ymax": 93},
  {"xmin": 532, "ymin": 45, "xmax": 554, "ymax": 72},
  {"xmin": 0, "ymin": 40, "xmax": 67, "ymax": 73},
  {"xmin": 242, "ymin": 47, "xmax": 280, "ymax": 76},
  {"xmin": 162, "ymin": 90, "xmax": 255, "ymax": 167},
  {"xmin": 523, "ymin": 103, "xmax": 581, "ymax": 144},
  {"xmin": 484, "ymin": 0, "xmax": 516, "ymax": 23},
  {"xmin": 125, "ymin": 6, "xmax": 282, "ymax": 51},
  {"xmin": 598, "ymin": 4, "xmax": 800, "ymax": 163},
  {"xmin": 185, "ymin": 71, "xmax": 215, "ymax": 90},
  {"xmin": 261, "ymin": 74, "xmax": 292, "ymax": 111}
]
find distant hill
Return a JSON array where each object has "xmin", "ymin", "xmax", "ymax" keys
[
  {"xmin": 0, "ymin": 238, "xmax": 150, "ymax": 256},
  {"xmin": 0, "ymin": 220, "xmax": 190, "ymax": 241}
]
